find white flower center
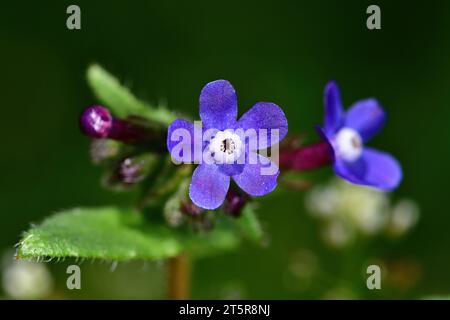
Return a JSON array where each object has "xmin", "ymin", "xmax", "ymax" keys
[
  {"xmin": 334, "ymin": 127, "xmax": 363, "ymax": 162},
  {"xmin": 208, "ymin": 130, "xmax": 243, "ymax": 164}
]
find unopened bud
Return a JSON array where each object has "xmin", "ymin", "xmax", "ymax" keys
[
  {"xmin": 118, "ymin": 154, "xmax": 158, "ymax": 184},
  {"xmin": 80, "ymin": 105, "xmax": 113, "ymax": 138},
  {"xmin": 223, "ymin": 189, "xmax": 249, "ymax": 217},
  {"xmin": 80, "ymin": 105, "xmax": 159, "ymax": 144}
]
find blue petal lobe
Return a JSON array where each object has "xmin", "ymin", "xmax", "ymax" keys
[
  {"xmin": 189, "ymin": 164, "xmax": 230, "ymax": 209},
  {"xmin": 333, "ymin": 147, "xmax": 402, "ymax": 191},
  {"xmin": 345, "ymin": 98, "xmax": 386, "ymax": 142},
  {"xmin": 233, "ymin": 153, "xmax": 279, "ymax": 196},
  {"xmin": 324, "ymin": 81, "xmax": 345, "ymax": 135},
  {"xmin": 235, "ymin": 102, "xmax": 288, "ymax": 150},
  {"xmin": 199, "ymin": 80, "xmax": 237, "ymax": 130}
]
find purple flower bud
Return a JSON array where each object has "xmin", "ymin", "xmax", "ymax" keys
[
  {"xmin": 179, "ymin": 200, "xmax": 213, "ymax": 232},
  {"xmin": 80, "ymin": 105, "xmax": 113, "ymax": 138},
  {"xmin": 181, "ymin": 200, "xmax": 204, "ymax": 216},
  {"xmin": 119, "ymin": 159, "xmax": 145, "ymax": 184},
  {"xmin": 80, "ymin": 105, "xmax": 158, "ymax": 144},
  {"xmin": 223, "ymin": 189, "xmax": 249, "ymax": 217},
  {"xmin": 117, "ymin": 154, "xmax": 157, "ymax": 184},
  {"xmin": 118, "ymin": 159, "xmax": 144, "ymax": 184}
]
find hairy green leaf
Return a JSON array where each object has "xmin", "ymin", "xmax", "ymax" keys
[
  {"xmin": 17, "ymin": 207, "xmax": 239, "ymax": 261},
  {"xmin": 87, "ymin": 64, "xmax": 176, "ymax": 126}
]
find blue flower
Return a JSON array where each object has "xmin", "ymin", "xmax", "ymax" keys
[
  {"xmin": 316, "ymin": 81, "xmax": 402, "ymax": 190},
  {"xmin": 167, "ymin": 80, "xmax": 288, "ymax": 209}
]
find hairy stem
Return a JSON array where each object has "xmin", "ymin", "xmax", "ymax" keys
[{"xmin": 168, "ymin": 252, "xmax": 191, "ymax": 299}]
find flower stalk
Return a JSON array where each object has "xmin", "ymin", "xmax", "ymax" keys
[
  {"xmin": 168, "ymin": 253, "xmax": 190, "ymax": 300},
  {"xmin": 279, "ymin": 141, "xmax": 333, "ymax": 171}
]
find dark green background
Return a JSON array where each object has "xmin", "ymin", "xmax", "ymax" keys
[{"xmin": 0, "ymin": 0, "xmax": 449, "ymax": 298}]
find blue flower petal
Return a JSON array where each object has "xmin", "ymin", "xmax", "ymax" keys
[
  {"xmin": 189, "ymin": 164, "xmax": 230, "ymax": 209},
  {"xmin": 219, "ymin": 163, "xmax": 245, "ymax": 176},
  {"xmin": 314, "ymin": 125, "xmax": 336, "ymax": 162},
  {"xmin": 345, "ymin": 98, "xmax": 385, "ymax": 142},
  {"xmin": 235, "ymin": 102, "xmax": 288, "ymax": 150},
  {"xmin": 333, "ymin": 147, "xmax": 402, "ymax": 191},
  {"xmin": 167, "ymin": 119, "xmax": 202, "ymax": 163},
  {"xmin": 200, "ymin": 80, "xmax": 237, "ymax": 130},
  {"xmin": 232, "ymin": 153, "xmax": 279, "ymax": 196},
  {"xmin": 324, "ymin": 81, "xmax": 345, "ymax": 135}
]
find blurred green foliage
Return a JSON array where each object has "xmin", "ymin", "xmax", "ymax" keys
[
  {"xmin": 0, "ymin": 0, "xmax": 449, "ymax": 299},
  {"xmin": 87, "ymin": 64, "xmax": 176, "ymax": 126}
]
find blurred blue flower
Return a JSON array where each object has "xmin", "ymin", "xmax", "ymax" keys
[
  {"xmin": 316, "ymin": 81, "xmax": 402, "ymax": 190},
  {"xmin": 167, "ymin": 80, "xmax": 288, "ymax": 209}
]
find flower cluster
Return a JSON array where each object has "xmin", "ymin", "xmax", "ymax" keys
[{"xmin": 81, "ymin": 79, "xmax": 403, "ymax": 216}]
